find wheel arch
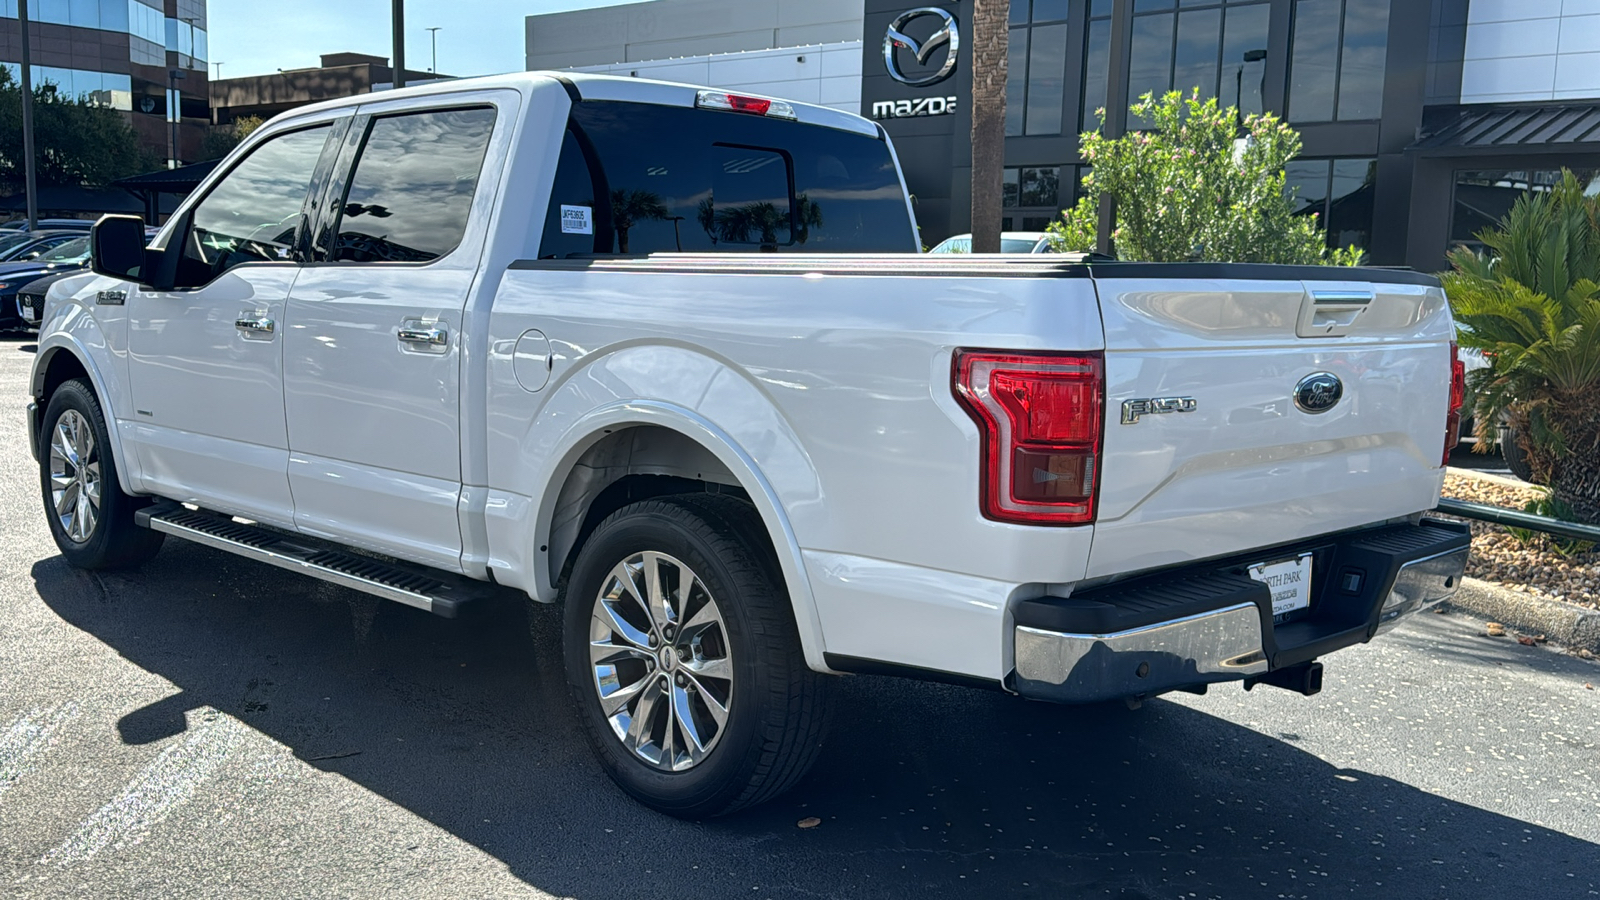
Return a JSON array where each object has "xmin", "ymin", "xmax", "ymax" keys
[
  {"xmin": 531, "ymin": 403, "xmax": 833, "ymax": 673},
  {"xmin": 31, "ymin": 338, "xmax": 141, "ymax": 497}
]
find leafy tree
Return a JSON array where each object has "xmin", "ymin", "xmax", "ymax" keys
[
  {"xmin": 1048, "ymin": 89, "xmax": 1363, "ymax": 265},
  {"xmin": 610, "ymin": 188, "xmax": 668, "ymax": 253},
  {"xmin": 1445, "ymin": 170, "xmax": 1600, "ymax": 523},
  {"xmin": 0, "ymin": 67, "xmax": 157, "ymax": 189},
  {"xmin": 200, "ymin": 115, "xmax": 264, "ymax": 161}
]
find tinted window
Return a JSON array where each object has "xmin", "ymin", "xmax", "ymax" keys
[
  {"xmin": 540, "ymin": 102, "xmax": 914, "ymax": 258},
  {"xmin": 332, "ymin": 107, "xmax": 497, "ymax": 263},
  {"xmin": 177, "ymin": 125, "xmax": 330, "ymax": 285},
  {"xmin": 39, "ymin": 237, "xmax": 90, "ymax": 262}
]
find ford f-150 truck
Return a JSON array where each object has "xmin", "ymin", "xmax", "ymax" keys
[{"xmin": 26, "ymin": 72, "xmax": 1470, "ymax": 818}]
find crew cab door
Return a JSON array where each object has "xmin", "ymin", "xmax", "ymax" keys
[
  {"xmin": 127, "ymin": 120, "xmax": 344, "ymax": 528},
  {"xmin": 282, "ymin": 98, "xmax": 505, "ymax": 571}
]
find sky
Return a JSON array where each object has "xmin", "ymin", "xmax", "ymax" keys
[{"xmin": 207, "ymin": 0, "xmax": 641, "ymax": 80}]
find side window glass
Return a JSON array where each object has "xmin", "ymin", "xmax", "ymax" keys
[
  {"xmin": 332, "ymin": 107, "xmax": 497, "ymax": 263},
  {"xmin": 177, "ymin": 125, "xmax": 330, "ymax": 287},
  {"xmin": 706, "ymin": 146, "xmax": 792, "ymax": 248}
]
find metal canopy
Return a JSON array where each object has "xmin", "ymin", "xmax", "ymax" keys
[{"xmin": 1411, "ymin": 104, "xmax": 1600, "ymax": 153}]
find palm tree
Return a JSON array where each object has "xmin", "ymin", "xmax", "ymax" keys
[
  {"xmin": 970, "ymin": 0, "xmax": 1009, "ymax": 253},
  {"xmin": 713, "ymin": 202, "xmax": 788, "ymax": 246},
  {"xmin": 610, "ymin": 188, "xmax": 669, "ymax": 254},
  {"xmin": 1446, "ymin": 170, "xmax": 1600, "ymax": 523},
  {"xmin": 795, "ymin": 194, "xmax": 824, "ymax": 244}
]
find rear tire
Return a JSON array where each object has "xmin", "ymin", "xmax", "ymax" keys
[
  {"xmin": 561, "ymin": 493, "xmax": 829, "ymax": 818},
  {"xmin": 1499, "ymin": 424, "xmax": 1538, "ymax": 485},
  {"xmin": 39, "ymin": 379, "xmax": 164, "ymax": 570}
]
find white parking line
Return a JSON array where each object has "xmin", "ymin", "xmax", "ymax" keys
[
  {"xmin": 41, "ymin": 710, "xmax": 243, "ymax": 866},
  {"xmin": 0, "ymin": 702, "xmax": 80, "ymax": 802}
]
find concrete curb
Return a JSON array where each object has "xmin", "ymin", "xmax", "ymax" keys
[{"xmin": 1444, "ymin": 577, "xmax": 1600, "ymax": 654}]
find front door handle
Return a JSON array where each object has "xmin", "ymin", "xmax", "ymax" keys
[
  {"xmin": 398, "ymin": 323, "xmax": 448, "ymax": 347},
  {"xmin": 234, "ymin": 315, "xmax": 275, "ymax": 334}
]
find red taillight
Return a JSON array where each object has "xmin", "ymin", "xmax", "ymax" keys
[
  {"xmin": 1443, "ymin": 340, "xmax": 1465, "ymax": 466},
  {"xmin": 953, "ymin": 350, "xmax": 1104, "ymax": 525}
]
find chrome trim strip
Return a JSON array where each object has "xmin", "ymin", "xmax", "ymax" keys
[
  {"xmin": 144, "ymin": 514, "xmax": 438, "ymax": 614},
  {"xmin": 1013, "ymin": 602, "xmax": 1268, "ymax": 704},
  {"xmin": 25, "ymin": 400, "xmax": 39, "ymax": 463}
]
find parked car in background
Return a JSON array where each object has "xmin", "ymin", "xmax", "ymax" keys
[
  {"xmin": 1, "ymin": 218, "xmax": 94, "ymax": 232},
  {"xmin": 0, "ymin": 236, "xmax": 90, "ymax": 331},
  {"xmin": 0, "ymin": 230, "xmax": 84, "ymax": 263},
  {"xmin": 929, "ymin": 231, "xmax": 1056, "ymax": 254}
]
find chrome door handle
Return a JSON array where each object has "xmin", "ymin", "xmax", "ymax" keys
[
  {"xmin": 398, "ymin": 324, "xmax": 448, "ymax": 347},
  {"xmin": 234, "ymin": 315, "xmax": 275, "ymax": 334}
]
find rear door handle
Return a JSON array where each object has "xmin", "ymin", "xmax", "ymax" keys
[
  {"xmin": 234, "ymin": 315, "xmax": 275, "ymax": 334},
  {"xmin": 398, "ymin": 322, "xmax": 448, "ymax": 347}
]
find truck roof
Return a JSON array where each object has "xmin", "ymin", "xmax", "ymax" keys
[{"xmin": 278, "ymin": 70, "xmax": 880, "ymax": 139}]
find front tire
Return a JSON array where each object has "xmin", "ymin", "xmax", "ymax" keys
[
  {"xmin": 562, "ymin": 494, "xmax": 829, "ymax": 818},
  {"xmin": 39, "ymin": 379, "xmax": 164, "ymax": 570}
]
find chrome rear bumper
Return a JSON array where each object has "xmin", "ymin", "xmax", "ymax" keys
[{"xmin": 1010, "ymin": 520, "xmax": 1471, "ymax": 704}]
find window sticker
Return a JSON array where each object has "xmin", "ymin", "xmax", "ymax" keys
[{"xmin": 560, "ymin": 205, "xmax": 594, "ymax": 235}]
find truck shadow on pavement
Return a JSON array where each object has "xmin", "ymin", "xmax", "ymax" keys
[{"xmin": 31, "ymin": 543, "xmax": 1600, "ymax": 899}]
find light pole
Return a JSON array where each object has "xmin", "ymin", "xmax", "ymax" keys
[
  {"xmin": 392, "ymin": 0, "xmax": 406, "ymax": 89},
  {"xmin": 212, "ymin": 61, "xmax": 224, "ymax": 79},
  {"xmin": 426, "ymin": 27, "xmax": 440, "ymax": 74},
  {"xmin": 18, "ymin": 0, "xmax": 38, "ymax": 229}
]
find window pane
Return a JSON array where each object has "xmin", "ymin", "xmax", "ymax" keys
[
  {"xmin": 543, "ymin": 102, "xmax": 914, "ymax": 256},
  {"xmin": 1003, "ymin": 168, "xmax": 1021, "ymax": 208},
  {"xmin": 708, "ymin": 146, "xmax": 792, "ymax": 247},
  {"xmin": 1025, "ymin": 23, "xmax": 1067, "ymax": 135},
  {"xmin": 1020, "ymin": 166, "xmax": 1061, "ymax": 207},
  {"xmin": 1174, "ymin": 8, "xmax": 1222, "ymax": 100},
  {"xmin": 1083, "ymin": 18, "xmax": 1111, "ymax": 131},
  {"xmin": 1007, "ymin": 27, "xmax": 1029, "ymax": 137},
  {"xmin": 1011, "ymin": 0, "xmax": 1030, "ymax": 26},
  {"xmin": 334, "ymin": 108, "xmax": 497, "ymax": 263},
  {"xmin": 37, "ymin": 0, "xmax": 69, "ymax": 25},
  {"xmin": 1033, "ymin": 0, "xmax": 1069, "ymax": 22},
  {"xmin": 1284, "ymin": 159, "xmax": 1330, "ymax": 222},
  {"xmin": 1129, "ymin": 13, "xmax": 1176, "ymax": 122},
  {"xmin": 69, "ymin": 0, "xmax": 98, "ymax": 27},
  {"xmin": 99, "ymin": 0, "xmax": 128, "ymax": 30},
  {"xmin": 1289, "ymin": 0, "xmax": 1339, "ymax": 123},
  {"xmin": 1328, "ymin": 158, "xmax": 1375, "ymax": 249},
  {"xmin": 1135, "ymin": 0, "xmax": 1175, "ymax": 10},
  {"xmin": 181, "ymin": 126, "xmax": 330, "ymax": 283},
  {"xmin": 1222, "ymin": 4, "xmax": 1270, "ymax": 116},
  {"xmin": 1337, "ymin": 0, "xmax": 1388, "ymax": 120},
  {"xmin": 1091, "ymin": 0, "xmax": 1112, "ymax": 17}
]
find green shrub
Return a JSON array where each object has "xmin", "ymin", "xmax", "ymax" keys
[{"xmin": 1048, "ymin": 89, "xmax": 1363, "ymax": 265}]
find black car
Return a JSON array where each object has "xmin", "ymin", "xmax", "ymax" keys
[
  {"xmin": 0, "ymin": 230, "xmax": 83, "ymax": 263},
  {"xmin": 0, "ymin": 236, "xmax": 90, "ymax": 331}
]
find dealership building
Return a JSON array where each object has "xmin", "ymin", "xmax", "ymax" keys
[{"xmin": 533, "ymin": 0, "xmax": 1600, "ymax": 270}]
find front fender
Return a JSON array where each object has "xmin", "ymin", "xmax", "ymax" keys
[{"xmin": 32, "ymin": 294, "xmax": 140, "ymax": 497}]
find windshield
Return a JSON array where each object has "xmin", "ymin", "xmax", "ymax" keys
[
  {"xmin": 0, "ymin": 233, "xmax": 35, "ymax": 254},
  {"xmin": 1001, "ymin": 238, "xmax": 1043, "ymax": 253},
  {"xmin": 38, "ymin": 237, "xmax": 90, "ymax": 262}
]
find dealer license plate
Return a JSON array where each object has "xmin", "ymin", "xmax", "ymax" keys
[{"xmin": 1249, "ymin": 553, "xmax": 1314, "ymax": 619}]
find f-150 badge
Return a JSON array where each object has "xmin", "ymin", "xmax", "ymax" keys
[{"xmin": 1121, "ymin": 396, "xmax": 1198, "ymax": 424}]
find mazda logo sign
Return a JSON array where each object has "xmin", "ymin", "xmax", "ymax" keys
[
  {"xmin": 883, "ymin": 7, "xmax": 960, "ymax": 87},
  {"xmin": 1294, "ymin": 372, "xmax": 1344, "ymax": 414}
]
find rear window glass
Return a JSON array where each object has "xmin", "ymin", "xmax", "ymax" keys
[{"xmin": 540, "ymin": 101, "xmax": 913, "ymax": 257}]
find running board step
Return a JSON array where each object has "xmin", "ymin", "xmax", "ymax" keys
[{"xmin": 134, "ymin": 505, "xmax": 492, "ymax": 617}]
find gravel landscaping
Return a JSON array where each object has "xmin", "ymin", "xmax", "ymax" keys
[{"xmin": 1442, "ymin": 471, "xmax": 1600, "ymax": 610}]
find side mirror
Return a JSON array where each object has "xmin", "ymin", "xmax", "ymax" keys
[{"xmin": 91, "ymin": 215, "xmax": 151, "ymax": 283}]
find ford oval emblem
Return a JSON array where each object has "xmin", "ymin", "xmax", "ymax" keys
[{"xmin": 1294, "ymin": 372, "xmax": 1344, "ymax": 414}]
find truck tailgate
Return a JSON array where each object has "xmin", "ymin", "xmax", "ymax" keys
[{"xmin": 1085, "ymin": 268, "xmax": 1452, "ymax": 579}]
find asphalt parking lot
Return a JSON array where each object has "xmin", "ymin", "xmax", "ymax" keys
[{"xmin": 3, "ymin": 333, "xmax": 1600, "ymax": 899}]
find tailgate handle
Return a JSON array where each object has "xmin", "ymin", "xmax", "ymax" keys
[{"xmin": 1299, "ymin": 290, "xmax": 1373, "ymax": 337}]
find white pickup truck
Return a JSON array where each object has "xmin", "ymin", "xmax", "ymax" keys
[{"xmin": 27, "ymin": 72, "xmax": 1470, "ymax": 818}]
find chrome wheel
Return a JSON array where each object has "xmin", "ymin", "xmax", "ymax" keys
[
  {"xmin": 589, "ymin": 551, "xmax": 733, "ymax": 772},
  {"xmin": 48, "ymin": 409, "xmax": 101, "ymax": 543}
]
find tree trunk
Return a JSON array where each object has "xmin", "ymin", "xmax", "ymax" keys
[
  {"xmin": 970, "ymin": 0, "xmax": 1008, "ymax": 254},
  {"xmin": 1546, "ymin": 390, "xmax": 1600, "ymax": 525}
]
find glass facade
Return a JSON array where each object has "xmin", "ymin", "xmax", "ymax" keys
[
  {"xmin": 1, "ymin": 61, "xmax": 132, "ymax": 110},
  {"xmin": 1007, "ymin": 1, "xmax": 1071, "ymax": 137},
  {"xmin": 0, "ymin": 0, "xmax": 178, "ymax": 67},
  {"xmin": 1286, "ymin": 158, "xmax": 1376, "ymax": 251},
  {"xmin": 1289, "ymin": 0, "xmax": 1390, "ymax": 122},
  {"xmin": 1126, "ymin": 0, "xmax": 1270, "ymax": 126},
  {"xmin": 1451, "ymin": 169, "xmax": 1600, "ymax": 249},
  {"xmin": 1002, "ymin": 165, "xmax": 1066, "ymax": 231}
]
